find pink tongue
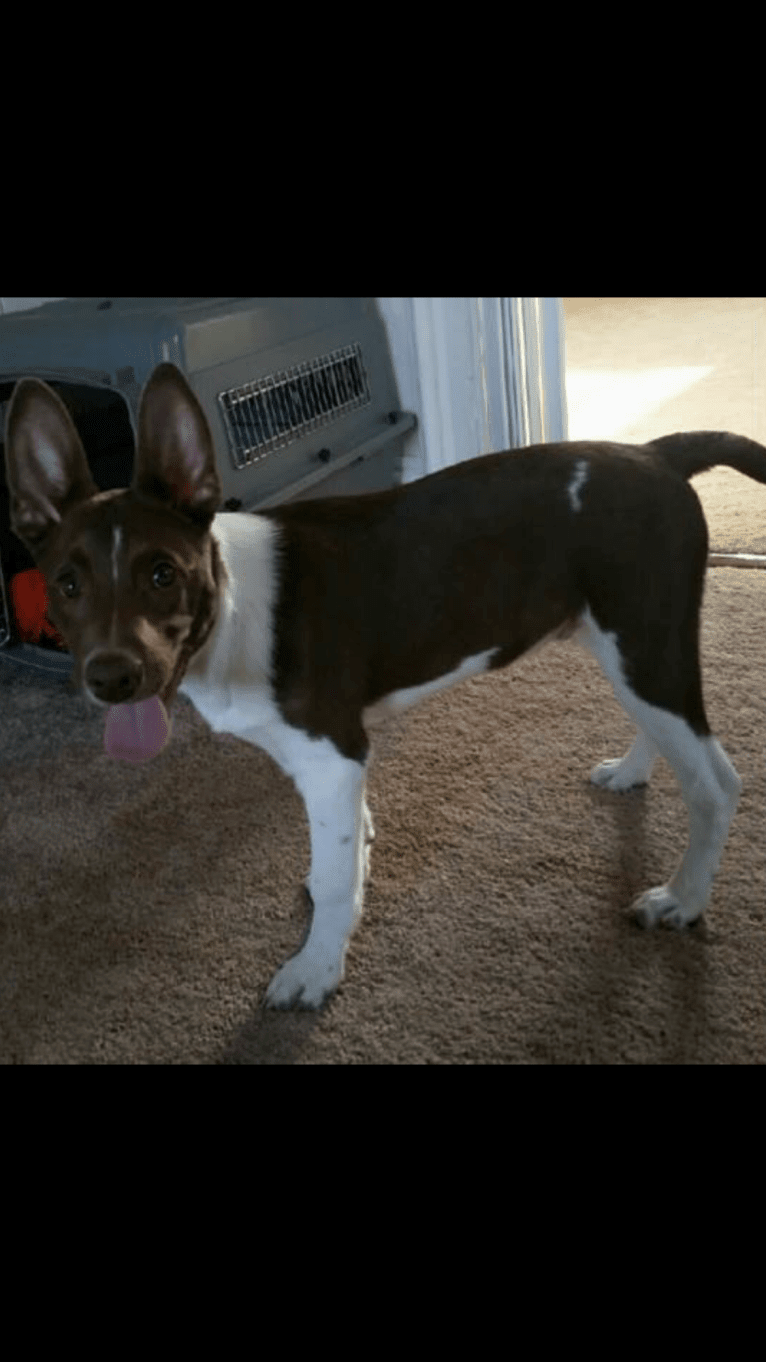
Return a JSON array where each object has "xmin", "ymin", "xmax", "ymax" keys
[{"xmin": 104, "ymin": 696, "xmax": 171, "ymax": 763}]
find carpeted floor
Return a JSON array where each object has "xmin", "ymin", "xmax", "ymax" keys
[{"xmin": 1, "ymin": 297, "xmax": 764, "ymax": 1063}]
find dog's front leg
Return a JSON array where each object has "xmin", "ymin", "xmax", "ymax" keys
[{"xmin": 265, "ymin": 741, "xmax": 368, "ymax": 1009}]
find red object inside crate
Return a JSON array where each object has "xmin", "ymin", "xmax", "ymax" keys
[{"xmin": 10, "ymin": 568, "xmax": 67, "ymax": 647}]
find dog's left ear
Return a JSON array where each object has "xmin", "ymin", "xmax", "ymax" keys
[
  {"xmin": 135, "ymin": 363, "xmax": 222, "ymax": 528},
  {"xmin": 4, "ymin": 377, "xmax": 99, "ymax": 553}
]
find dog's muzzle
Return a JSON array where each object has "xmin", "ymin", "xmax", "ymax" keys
[{"xmin": 84, "ymin": 651, "xmax": 172, "ymax": 763}]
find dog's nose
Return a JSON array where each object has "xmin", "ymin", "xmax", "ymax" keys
[{"xmin": 85, "ymin": 652, "xmax": 143, "ymax": 704}]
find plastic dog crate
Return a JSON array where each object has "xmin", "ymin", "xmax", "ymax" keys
[{"xmin": 0, "ymin": 297, "xmax": 416, "ymax": 676}]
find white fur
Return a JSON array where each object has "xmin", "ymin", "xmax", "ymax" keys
[
  {"xmin": 589, "ymin": 730, "xmax": 658, "ymax": 790},
  {"xmin": 567, "ymin": 458, "xmax": 589, "ymax": 512},
  {"xmin": 575, "ymin": 606, "xmax": 742, "ymax": 926},
  {"xmin": 264, "ymin": 737, "xmax": 368, "ymax": 1008},
  {"xmin": 363, "ymin": 648, "xmax": 499, "ymax": 725},
  {"xmin": 180, "ymin": 513, "xmax": 280, "ymax": 736}
]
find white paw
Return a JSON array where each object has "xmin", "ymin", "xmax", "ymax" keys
[
  {"xmin": 590, "ymin": 757, "xmax": 649, "ymax": 792},
  {"xmin": 632, "ymin": 885, "xmax": 699, "ymax": 930},
  {"xmin": 264, "ymin": 944, "xmax": 345, "ymax": 1010}
]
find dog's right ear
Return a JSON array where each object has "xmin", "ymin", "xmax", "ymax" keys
[
  {"xmin": 4, "ymin": 378, "xmax": 98, "ymax": 553},
  {"xmin": 134, "ymin": 363, "xmax": 222, "ymax": 529}
]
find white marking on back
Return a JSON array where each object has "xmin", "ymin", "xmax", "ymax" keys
[
  {"xmin": 567, "ymin": 458, "xmax": 589, "ymax": 512},
  {"xmin": 363, "ymin": 648, "xmax": 499, "ymax": 726}
]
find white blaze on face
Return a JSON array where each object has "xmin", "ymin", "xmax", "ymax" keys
[
  {"xmin": 109, "ymin": 524, "xmax": 124, "ymax": 648},
  {"xmin": 111, "ymin": 525, "xmax": 122, "ymax": 589}
]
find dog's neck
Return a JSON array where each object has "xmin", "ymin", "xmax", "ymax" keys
[{"xmin": 180, "ymin": 511, "xmax": 280, "ymax": 691}]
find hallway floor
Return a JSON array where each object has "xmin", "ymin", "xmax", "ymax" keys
[{"xmin": 562, "ymin": 297, "xmax": 766, "ymax": 556}]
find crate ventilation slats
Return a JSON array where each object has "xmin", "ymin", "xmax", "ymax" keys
[{"xmin": 219, "ymin": 343, "xmax": 371, "ymax": 469}]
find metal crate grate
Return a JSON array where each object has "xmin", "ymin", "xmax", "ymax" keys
[{"xmin": 218, "ymin": 342, "xmax": 371, "ymax": 470}]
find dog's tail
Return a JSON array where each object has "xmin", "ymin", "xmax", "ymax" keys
[{"xmin": 649, "ymin": 431, "xmax": 766, "ymax": 485}]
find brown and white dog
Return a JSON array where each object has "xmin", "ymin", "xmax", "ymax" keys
[{"xmin": 4, "ymin": 363, "xmax": 765, "ymax": 1007}]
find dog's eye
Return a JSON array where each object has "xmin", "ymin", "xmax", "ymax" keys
[
  {"xmin": 57, "ymin": 571, "xmax": 79, "ymax": 599},
  {"xmin": 152, "ymin": 561, "xmax": 177, "ymax": 589}
]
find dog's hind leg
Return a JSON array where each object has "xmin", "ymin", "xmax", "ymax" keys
[
  {"xmin": 577, "ymin": 607, "xmax": 741, "ymax": 928},
  {"xmin": 574, "ymin": 613, "xmax": 659, "ymax": 789},
  {"xmin": 629, "ymin": 723, "xmax": 741, "ymax": 928}
]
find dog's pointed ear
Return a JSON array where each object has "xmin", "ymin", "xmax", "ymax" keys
[
  {"xmin": 134, "ymin": 364, "xmax": 221, "ymax": 528},
  {"xmin": 4, "ymin": 378, "xmax": 98, "ymax": 553}
]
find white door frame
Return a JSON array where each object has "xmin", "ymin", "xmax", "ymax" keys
[{"xmin": 377, "ymin": 297, "xmax": 568, "ymax": 481}]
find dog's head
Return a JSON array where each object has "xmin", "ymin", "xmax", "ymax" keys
[{"xmin": 3, "ymin": 363, "xmax": 223, "ymax": 761}]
